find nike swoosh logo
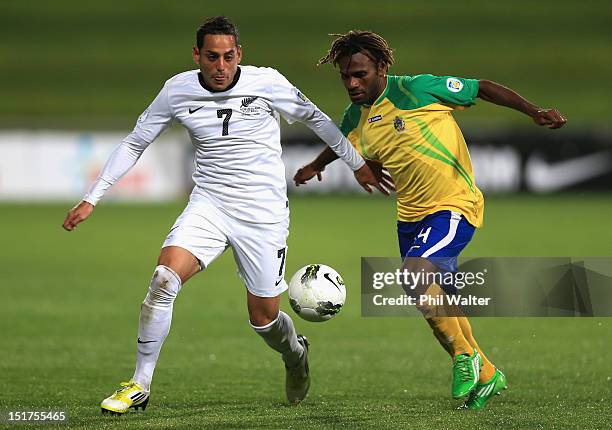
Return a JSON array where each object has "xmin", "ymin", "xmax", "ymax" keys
[
  {"xmin": 137, "ymin": 338, "xmax": 157, "ymax": 344},
  {"xmin": 189, "ymin": 106, "xmax": 205, "ymax": 114},
  {"xmin": 525, "ymin": 151, "xmax": 612, "ymax": 192},
  {"xmin": 324, "ymin": 273, "xmax": 342, "ymax": 291},
  {"xmin": 275, "ymin": 278, "xmax": 284, "ymax": 286}
]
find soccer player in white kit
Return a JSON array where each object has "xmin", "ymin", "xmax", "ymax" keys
[{"xmin": 62, "ymin": 16, "xmax": 387, "ymax": 414}]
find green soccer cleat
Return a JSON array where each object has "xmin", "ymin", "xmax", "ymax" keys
[
  {"xmin": 452, "ymin": 349, "xmax": 481, "ymax": 399},
  {"xmin": 101, "ymin": 380, "xmax": 149, "ymax": 415},
  {"xmin": 286, "ymin": 335, "xmax": 310, "ymax": 404},
  {"xmin": 460, "ymin": 369, "xmax": 508, "ymax": 410}
]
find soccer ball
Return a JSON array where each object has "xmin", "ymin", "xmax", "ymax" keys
[{"xmin": 288, "ymin": 264, "xmax": 346, "ymax": 322}]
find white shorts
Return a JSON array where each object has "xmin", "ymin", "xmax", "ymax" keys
[{"xmin": 162, "ymin": 192, "xmax": 289, "ymax": 297}]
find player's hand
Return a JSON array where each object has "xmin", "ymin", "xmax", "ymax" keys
[
  {"xmin": 354, "ymin": 163, "xmax": 390, "ymax": 196},
  {"xmin": 293, "ymin": 163, "xmax": 323, "ymax": 186},
  {"xmin": 531, "ymin": 108, "xmax": 567, "ymax": 129},
  {"xmin": 62, "ymin": 201, "xmax": 94, "ymax": 231},
  {"xmin": 366, "ymin": 160, "xmax": 395, "ymax": 193}
]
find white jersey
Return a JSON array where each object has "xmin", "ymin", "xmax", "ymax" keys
[{"xmin": 84, "ymin": 66, "xmax": 364, "ymax": 223}]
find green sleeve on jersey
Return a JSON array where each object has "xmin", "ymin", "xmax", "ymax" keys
[
  {"xmin": 384, "ymin": 75, "xmax": 421, "ymax": 110},
  {"xmin": 405, "ymin": 74, "xmax": 479, "ymax": 106},
  {"xmin": 339, "ymin": 103, "xmax": 362, "ymax": 137}
]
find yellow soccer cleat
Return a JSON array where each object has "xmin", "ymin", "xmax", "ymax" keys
[{"xmin": 101, "ymin": 380, "xmax": 149, "ymax": 415}]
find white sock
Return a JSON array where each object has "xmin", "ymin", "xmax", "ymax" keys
[
  {"xmin": 252, "ymin": 311, "xmax": 304, "ymax": 368},
  {"xmin": 132, "ymin": 265, "xmax": 182, "ymax": 390}
]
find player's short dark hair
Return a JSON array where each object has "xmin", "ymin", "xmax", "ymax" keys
[
  {"xmin": 196, "ymin": 16, "xmax": 240, "ymax": 50},
  {"xmin": 318, "ymin": 30, "xmax": 395, "ymax": 69}
]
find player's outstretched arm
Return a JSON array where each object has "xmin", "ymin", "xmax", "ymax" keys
[
  {"xmin": 59, "ymin": 140, "xmax": 142, "ymax": 233},
  {"xmin": 294, "ymin": 146, "xmax": 338, "ymax": 185},
  {"xmin": 294, "ymin": 147, "xmax": 394, "ymax": 194},
  {"xmin": 62, "ymin": 200, "xmax": 94, "ymax": 231},
  {"xmin": 291, "ymin": 113, "xmax": 390, "ymax": 194},
  {"xmin": 477, "ymin": 80, "xmax": 567, "ymax": 129},
  {"xmin": 61, "ymin": 82, "xmax": 172, "ymax": 232}
]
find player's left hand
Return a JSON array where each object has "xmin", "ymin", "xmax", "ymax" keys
[
  {"xmin": 354, "ymin": 164, "xmax": 390, "ymax": 196},
  {"xmin": 293, "ymin": 163, "xmax": 323, "ymax": 186},
  {"xmin": 531, "ymin": 108, "xmax": 567, "ymax": 129},
  {"xmin": 62, "ymin": 200, "xmax": 94, "ymax": 231},
  {"xmin": 366, "ymin": 160, "xmax": 395, "ymax": 193}
]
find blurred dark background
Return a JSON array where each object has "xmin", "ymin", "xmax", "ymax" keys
[{"xmin": 1, "ymin": 0, "xmax": 610, "ymax": 130}]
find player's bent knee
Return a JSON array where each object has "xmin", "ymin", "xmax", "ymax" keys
[
  {"xmin": 143, "ymin": 265, "xmax": 183, "ymax": 308},
  {"xmin": 249, "ymin": 312, "xmax": 279, "ymax": 328},
  {"xmin": 157, "ymin": 246, "xmax": 200, "ymax": 284},
  {"xmin": 247, "ymin": 292, "xmax": 281, "ymax": 327}
]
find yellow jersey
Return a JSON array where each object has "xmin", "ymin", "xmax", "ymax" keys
[{"xmin": 340, "ymin": 74, "xmax": 484, "ymax": 227}]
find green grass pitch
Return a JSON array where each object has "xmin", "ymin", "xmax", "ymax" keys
[{"xmin": 2, "ymin": 194, "xmax": 611, "ymax": 429}]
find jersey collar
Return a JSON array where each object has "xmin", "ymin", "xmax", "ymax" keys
[
  {"xmin": 372, "ymin": 75, "xmax": 390, "ymax": 106},
  {"xmin": 198, "ymin": 67, "xmax": 242, "ymax": 93}
]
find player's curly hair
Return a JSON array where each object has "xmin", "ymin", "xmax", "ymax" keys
[
  {"xmin": 196, "ymin": 16, "xmax": 240, "ymax": 49},
  {"xmin": 318, "ymin": 30, "xmax": 395, "ymax": 69}
]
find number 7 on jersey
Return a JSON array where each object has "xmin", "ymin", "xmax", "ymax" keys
[{"xmin": 216, "ymin": 109, "xmax": 232, "ymax": 136}]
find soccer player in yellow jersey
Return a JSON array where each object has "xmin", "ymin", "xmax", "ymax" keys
[{"xmin": 294, "ymin": 30, "xmax": 566, "ymax": 409}]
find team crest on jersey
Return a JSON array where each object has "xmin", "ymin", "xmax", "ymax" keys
[
  {"xmin": 446, "ymin": 77, "xmax": 463, "ymax": 93},
  {"xmin": 240, "ymin": 96, "xmax": 262, "ymax": 115},
  {"xmin": 393, "ymin": 116, "xmax": 405, "ymax": 133},
  {"xmin": 241, "ymin": 96, "xmax": 258, "ymax": 107}
]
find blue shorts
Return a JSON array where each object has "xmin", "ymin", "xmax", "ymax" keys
[{"xmin": 397, "ymin": 210, "xmax": 475, "ymax": 273}]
